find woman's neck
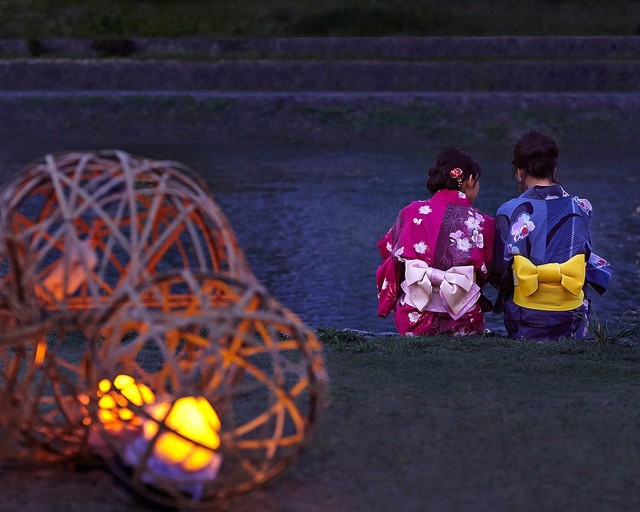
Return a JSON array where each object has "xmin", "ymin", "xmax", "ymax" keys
[{"xmin": 524, "ymin": 176, "xmax": 555, "ymax": 190}]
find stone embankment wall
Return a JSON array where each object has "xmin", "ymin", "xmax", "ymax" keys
[{"xmin": 0, "ymin": 37, "xmax": 639, "ymax": 147}]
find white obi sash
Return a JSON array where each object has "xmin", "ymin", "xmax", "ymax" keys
[{"xmin": 400, "ymin": 259, "xmax": 481, "ymax": 320}]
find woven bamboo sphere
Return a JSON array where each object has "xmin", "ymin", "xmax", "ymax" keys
[
  {"xmin": 88, "ymin": 271, "xmax": 326, "ymax": 508},
  {"xmin": 0, "ymin": 150, "xmax": 256, "ymax": 459},
  {"xmin": 0, "ymin": 150, "xmax": 253, "ymax": 324},
  {"xmin": 0, "ymin": 323, "xmax": 95, "ymax": 459},
  {"xmin": 0, "ymin": 150, "xmax": 327, "ymax": 509}
]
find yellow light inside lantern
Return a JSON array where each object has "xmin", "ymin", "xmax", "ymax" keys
[
  {"xmin": 98, "ymin": 395, "xmax": 117, "ymax": 409},
  {"xmin": 113, "ymin": 374, "xmax": 155, "ymax": 406},
  {"xmin": 98, "ymin": 379, "xmax": 112, "ymax": 394},
  {"xmin": 143, "ymin": 397, "xmax": 222, "ymax": 472},
  {"xmin": 97, "ymin": 375, "xmax": 155, "ymax": 431}
]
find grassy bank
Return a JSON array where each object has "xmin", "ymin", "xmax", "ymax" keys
[
  {"xmin": 1, "ymin": 0, "xmax": 640, "ymax": 38},
  {"xmin": 3, "ymin": 333, "xmax": 640, "ymax": 511},
  {"xmin": 1, "ymin": 92, "xmax": 639, "ymax": 152},
  {"xmin": 306, "ymin": 333, "xmax": 640, "ymax": 511}
]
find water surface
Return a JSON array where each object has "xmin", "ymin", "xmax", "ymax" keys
[{"xmin": 0, "ymin": 142, "xmax": 637, "ymax": 335}]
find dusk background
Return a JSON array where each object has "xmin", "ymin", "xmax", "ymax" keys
[{"xmin": 0, "ymin": 2, "xmax": 639, "ymax": 511}]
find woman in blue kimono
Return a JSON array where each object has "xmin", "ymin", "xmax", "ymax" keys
[{"xmin": 492, "ymin": 130, "xmax": 613, "ymax": 340}]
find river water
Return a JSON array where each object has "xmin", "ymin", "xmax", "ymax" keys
[{"xmin": 0, "ymin": 141, "xmax": 637, "ymax": 335}]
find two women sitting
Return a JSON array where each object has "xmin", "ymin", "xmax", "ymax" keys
[{"xmin": 377, "ymin": 129, "xmax": 613, "ymax": 340}]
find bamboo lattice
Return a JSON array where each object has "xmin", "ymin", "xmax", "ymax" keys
[
  {"xmin": 0, "ymin": 150, "xmax": 254, "ymax": 459},
  {"xmin": 0, "ymin": 151, "xmax": 326, "ymax": 508},
  {"xmin": 0, "ymin": 150, "xmax": 253, "ymax": 322},
  {"xmin": 90, "ymin": 271, "xmax": 325, "ymax": 507}
]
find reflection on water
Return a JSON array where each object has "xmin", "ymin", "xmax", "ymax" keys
[{"xmin": 0, "ymin": 142, "xmax": 637, "ymax": 335}]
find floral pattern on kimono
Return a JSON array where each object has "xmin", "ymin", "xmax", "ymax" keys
[
  {"xmin": 377, "ymin": 189, "xmax": 495, "ymax": 336},
  {"xmin": 492, "ymin": 185, "xmax": 613, "ymax": 341}
]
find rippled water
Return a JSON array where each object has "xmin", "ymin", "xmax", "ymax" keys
[{"xmin": 0, "ymin": 142, "xmax": 637, "ymax": 335}]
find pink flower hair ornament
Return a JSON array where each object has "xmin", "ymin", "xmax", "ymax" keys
[{"xmin": 449, "ymin": 167, "xmax": 464, "ymax": 188}]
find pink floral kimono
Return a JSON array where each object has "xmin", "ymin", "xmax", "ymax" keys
[{"xmin": 377, "ymin": 189, "xmax": 495, "ymax": 336}]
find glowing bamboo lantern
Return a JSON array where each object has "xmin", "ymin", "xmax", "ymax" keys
[
  {"xmin": 0, "ymin": 150, "xmax": 254, "ymax": 325},
  {"xmin": 0, "ymin": 150, "xmax": 255, "ymax": 460},
  {"xmin": 0, "ymin": 151, "xmax": 327, "ymax": 510},
  {"xmin": 90, "ymin": 272, "xmax": 327, "ymax": 508}
]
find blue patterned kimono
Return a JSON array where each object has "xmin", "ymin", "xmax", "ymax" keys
[{"xmin": 492, "ymin": 185, "xmax": 613, "ymax": 340}]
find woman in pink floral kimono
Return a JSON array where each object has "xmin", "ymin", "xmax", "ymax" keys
[{"xmin": 376, "ymin": 148, "xmax": 495, "ymax": 336}]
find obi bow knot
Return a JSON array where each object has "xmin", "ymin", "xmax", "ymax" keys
[
  {"xmin": 401, "ymin": 260, "xmax": 480, "ymax": 320},
  {"xmin": 512, "ymin": 254, "xmax": 586, "ymax": 311}
]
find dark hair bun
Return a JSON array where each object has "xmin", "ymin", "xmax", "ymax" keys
[{"xmin": 426, "ymin": 147, "xmax": 481, "ymax": 194}]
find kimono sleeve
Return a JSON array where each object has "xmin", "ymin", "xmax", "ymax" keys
[
  {"xmin": 581, "ymin": 205, "xmax": 613, "ymax": 295},
  {"xmin": 490, "ymin": 212, "xmax": 511, "ymax": 289},
  {"xmin": 376, "ymin": 217, "xmax": 402, "ymax": 318},
  {"xmin": 375, "ymin": 202, "xmax": 428, "ymax": 317},
  {"xmin": 477, "ymin": 213, "xmax": 495, "ymax": 286},
  {"xmin": 586, "ymin": 252, "xmax": 613, "ymax": 295},
  {"xmin": 489, "ymin": 212, "xmax": 515, "ymax": 312}
]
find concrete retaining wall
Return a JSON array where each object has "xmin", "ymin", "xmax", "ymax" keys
[
  {"xmin": 1, "ymin": 37, "xmax": 637, "ymax": 147},
  {"xmin": 1, "ymin": 59, "xmax": 639, "ymax": 92},
  {"xmin": 2, "ymin": 36, "xmax": 640, "ymax": 59},
  {"xmin": 1, "ymin": 36, "xmax": 639, "ymax": 92}
]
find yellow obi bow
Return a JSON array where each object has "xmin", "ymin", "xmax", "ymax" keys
[{"xmin": 512, "ymin": 254, "xmax": 586, "ymax": 311}]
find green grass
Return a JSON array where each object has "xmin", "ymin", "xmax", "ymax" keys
[
  {"xmin": 291, "ymin": 332, "xmax": 640, "ymax": 510},
  {"xmin": 6, "ymin": 331, "xmax": 640, "ymax": 511},
  {"xmin": 2, "ymin": 93, "xmax": 638, "ymax": 149},
  {"xmin": 1, "ymin": 0, "xmax": 640, "ymax": 38},
  {"xmin": 3, "ymin": 329, "xmax": 639, "ymax": 510}
]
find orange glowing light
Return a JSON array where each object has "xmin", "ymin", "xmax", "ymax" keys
[
  {"xmin": 34, "ymin": 339, "xmax": 47, "ymax": 365},
  {"xmin": 97, "ymin": 374, "xmax": 155, "ymax": 431},
  {"xmin": 35, "ymin": 239, "xmax": 98, "ymax": 301},
  {"xmin": 143, "ymin": 397, "xmax": 222, "ymax": 472}
]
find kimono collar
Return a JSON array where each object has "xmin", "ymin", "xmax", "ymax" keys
[
  {"xmin": 520, "ymin": 184, "xmax": 568, "ymax": 200},
  {"xmin": 430, "ymin": 189, "xmax": 471, "ymax": 206}
]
